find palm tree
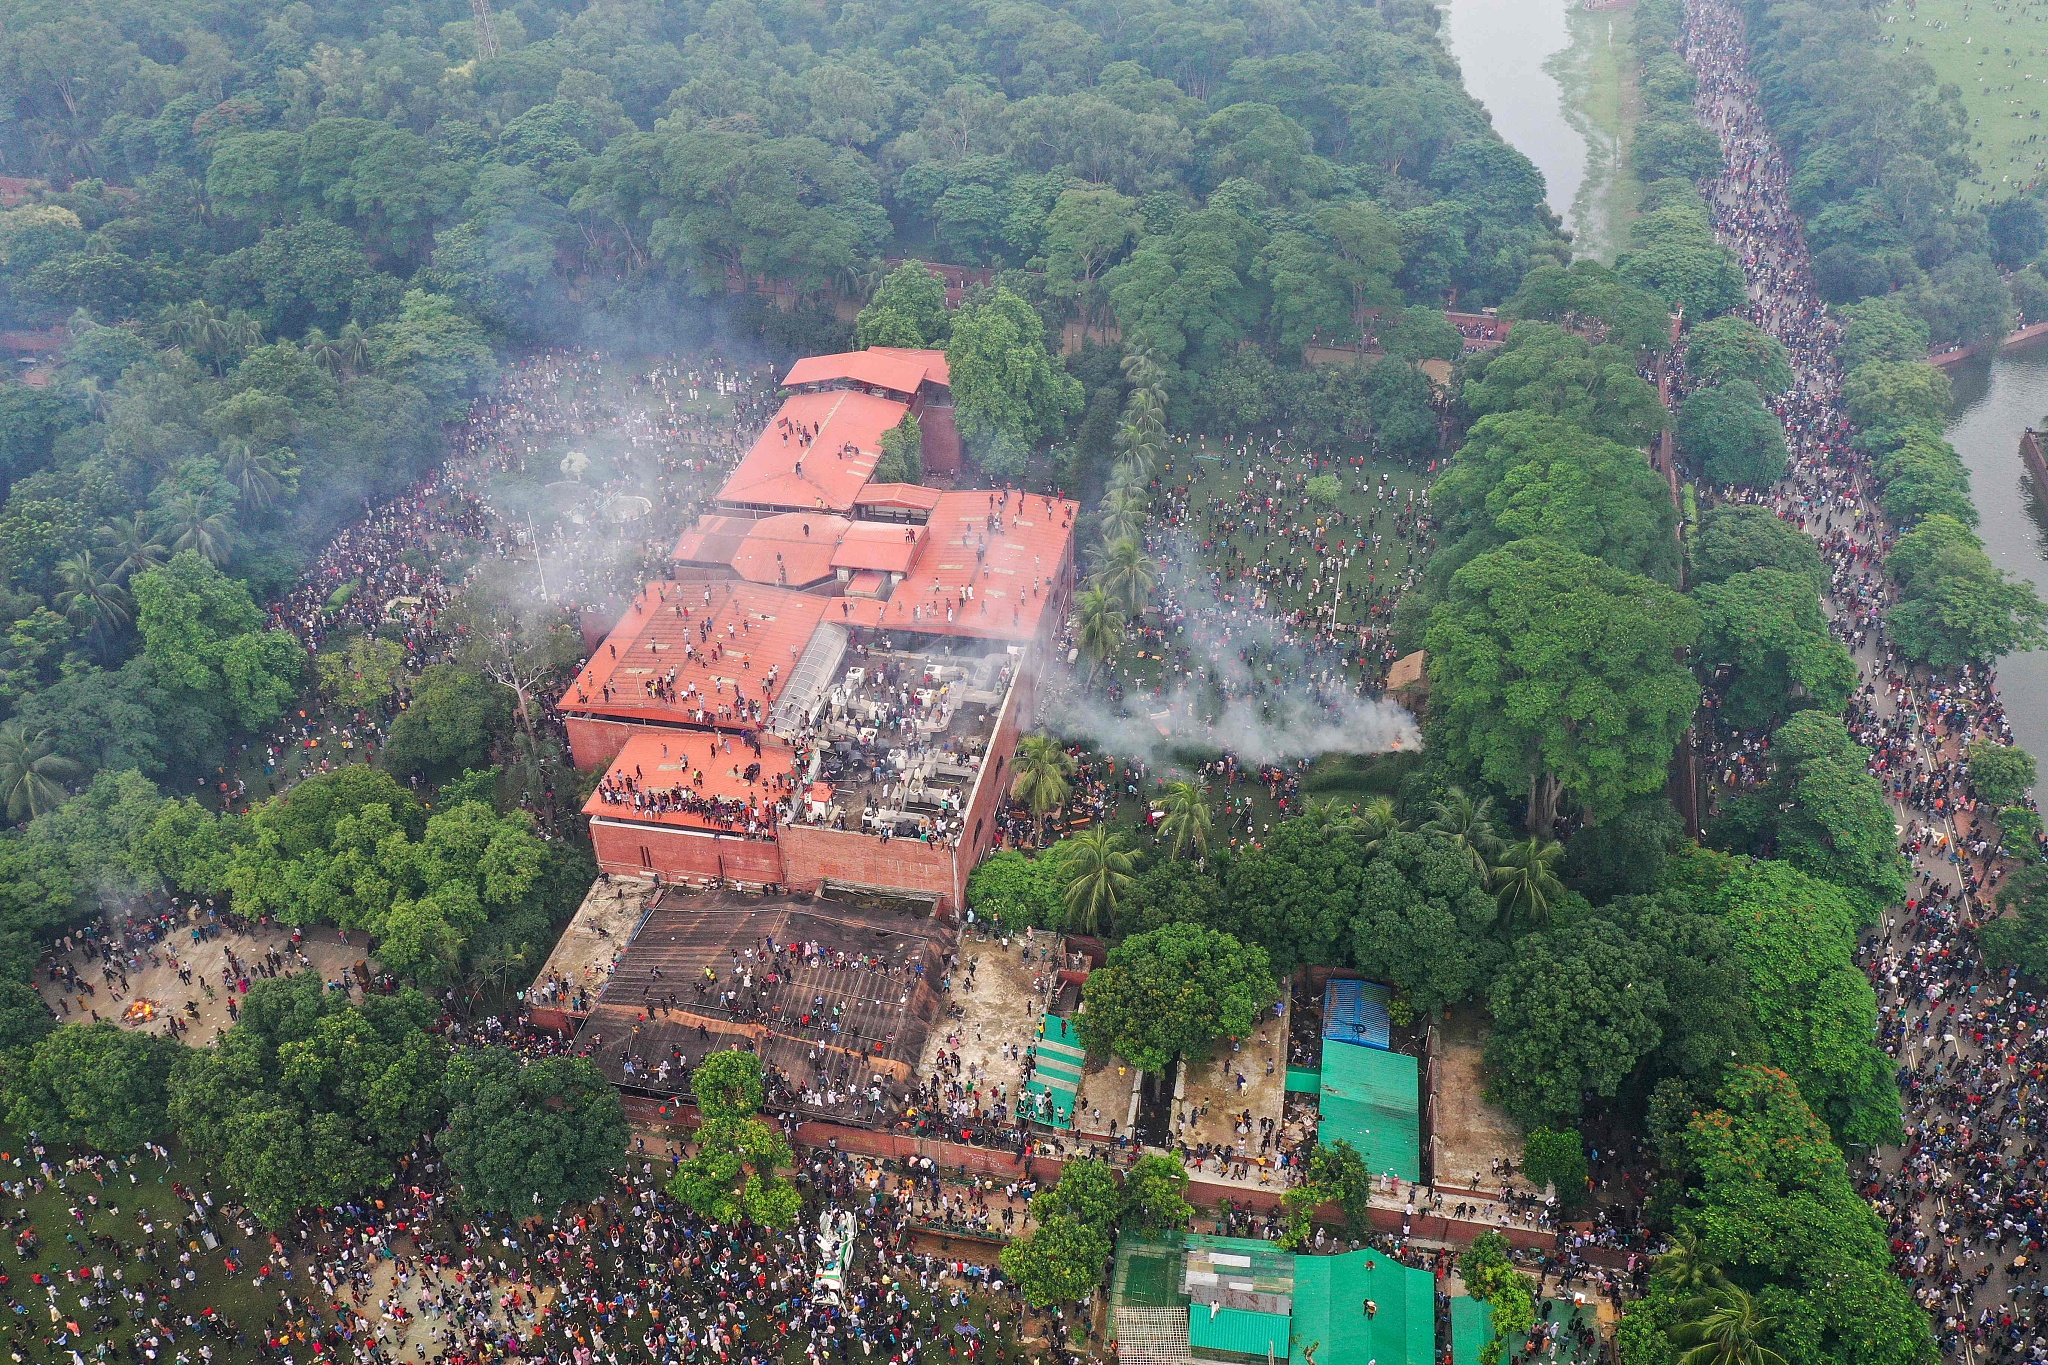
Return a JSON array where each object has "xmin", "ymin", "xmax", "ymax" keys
[
  {"xmin": 1156, "ymin": 780, "xmax": 1214, "ymax": 860},
  {"xmin": 305, "ymin": 328, "xmax": 344, "ymax": 375},
  {"xmin": 335, "ymin": 321, "xmax": 370, "ymax": 375},
  {"xmin": 157, "ymin": 494, "xmax": 236, "ymax": 566},
  {"xmin": 1073, "ymin": 585, "xmax": 1127, "ymax": 685},
  {"xmin": 1058, "ymin": 826, "xmax": 1138, "ymax": 937},
  {"xmin": 97, "ymin": 515, "xmax": 167, "ymax": 582},
  {"xmin": 1097, "ymin": 488, "xmax": 1146, "ymax": 546},
  {"xmin": 1091, "ymin": 537, "xmax": 1158, "ymax": 617},
  {"xmin": 1492, "ymin": 836, "xmax": 1567, "ymax": 934},
  {"xmin": 1670, "ymin": 1287, "xmax": 1786, "ymax": 1365},
  {"xmin": 0, "ymin": 723, "xmax": 81, "ymax": 824},
  {"xmin": 220, "ymin": 439, "xmax": 293, "ymax": 512},
  {"xmin": 1353, "ymin": 795, "xmax": 1404, "ymax": 857},
  {"xmin": 227, "ymin": 311, "xmax": 264, "ymax": 353},
  {"xmin": 1010, "ymin": 734, "xmax": 1075, "ymax": 842},
  {"xmin": 1655, "ymin": 1231, "xmax": 1726, "ymax": 1297},
  {"xmin": 1423, "ymin": 787, "xmax": 1502, "ymax": 887},
  {"xmin": 1120, "ymin": 348, "xmax": 1167, "ymax": 408},
  {"xmin": 164, "ymin": 301, "xmax": 231, "ymax": 360},
  {"xmin": 54, "ymin": 549, "xmax": 133, "ymax": 652}
]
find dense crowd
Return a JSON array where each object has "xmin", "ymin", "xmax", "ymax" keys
[{"xmin": 1684, "ymin": 0, "xmax": 2042, "ymax": 1353}]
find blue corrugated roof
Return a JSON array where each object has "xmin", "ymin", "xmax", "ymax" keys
[{"xmin": 1322, "ymin": 979, "xmax": 1391, "ymax": 1049}]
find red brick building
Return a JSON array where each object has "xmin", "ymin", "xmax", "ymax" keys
[{"xmin": 560, "ymin": 348, "xmax": 1077, "ymax": 914}]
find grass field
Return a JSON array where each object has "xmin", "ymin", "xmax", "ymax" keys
[{"xmin": 1886, "ymin": 0, "xmax": 2048, "ymax": 202}]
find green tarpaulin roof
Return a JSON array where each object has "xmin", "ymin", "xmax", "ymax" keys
[
  {"xmin": 1189, "ymin": 1306, "xmax": 1291, "ymax": 1358},
  {"xmin": 1317, "ymin": 1041, "xmax": 1420, "ymax": 1182},
  {"xmin": 1450, "ymin": 1296, "xmax": 1493, "ymax": 1365},
  {"xmin": 1289, "ymin": 1249, "xmax": 1434, "ymax": 1365}
]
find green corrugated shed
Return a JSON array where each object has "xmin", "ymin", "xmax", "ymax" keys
[
  {"xmin": 1285, "ymin": 1067, "xmax": 1322, "ymax": 1093},
  {"xmin": 1317, "ymin": 1041, "xmax": 1420, "ymax": 1182},
  {"xmin": 1450, "ymin": 1296, "xmax": 1493, "ymax": 1365},
  {"xmin": 1289, "ymin": 1249, "xmax": 1434, "ymax": 1365},
  {"xmin": 1189, "ymin": 1306, "xmax": 1292, "ymax": 1358}
]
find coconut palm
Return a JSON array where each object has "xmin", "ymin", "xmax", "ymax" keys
[
  {"xmin": 0, "ymin": 722, "xmax": 81, "ymax": 824},
  {"xmin": 164, "ymin": 301, "xmax": 231, "ymax": 359},
  {"xmin": 97, "ymin": 515, "xmax": 167, "ymax": 582},
  {"xmin": 227, "ymin": 311, "xmax": 264, "ymax": 353},
  {"xmin": 1010, "ymin": 734, "xmax": 1075, "ymax": 842},
  {"xmin": 1090, "ymin": 537, "xmax": 1158, "ymax": 617},
  {"xmin": 1492, "ymin": 835, "xmax": 1567, "ymax": 934},
  {"xmin": 1156, "ymin": 780, "xmax": 1213, "ymax": 860},
  {"xmin": 1073, "ymin": 585, "xmax": 1127, "ymax": 684},
  {"xmin": 335, "ymin": 321, "xmax": 370, "ymax": 374},
  {"xmin": 54, "ymin": 548, "xmax": 133, "ymax": 652},
  {"xmin": 220, "ymin": 439, "xmax": 295, "ymax": 512},
  {"xmin": 1120, "ymin": 347, "xmax": 1167, "ymax": 408},
  {"xmin": 157, "ymin": 494, "xmax": 236, "ymax": 566},
  {"xmin": 1353, "ymin": 795, "xmax": 1405, "ymax": 857},
  {"xmin": 304, "ymin": 328, "xmax": 344, "ymax": 375},
  {"xmin": 1097, "ymin": 487, "xmax": 1147, "ymax": 546},
  {"xmin": 1057, "ymin": 826, "xmax": 1138, "ymax": 937},
  {"xmin": 1670, "ymin": 1287, "xmax": 1786, "ymax": 1365},
  {"xmin": 1655, "ymin": 1230, "xmax": 1726, "ymax": 1297},
  {"xmin": 1423, "ymin": 787, "xmax": 1502, "ymax": 886}
]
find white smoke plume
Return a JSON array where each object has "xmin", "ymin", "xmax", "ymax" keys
[{"xmin": 1044, "ymin": 531, "xmax": 1422, "ymax": 767}]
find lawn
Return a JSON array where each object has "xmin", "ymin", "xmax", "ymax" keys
[{"xmin": 1885, "ymin": 0, "xmax": 2048, "ymax": 202}]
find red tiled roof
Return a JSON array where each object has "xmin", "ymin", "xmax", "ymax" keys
[
  {"xmin": 715, "ymin": 389, "xmax": 907, "ymax": 513},
  {"xmin": 583, "ymin": 730, "xmax": 799, "ymax": 833},
  {"xmin": 671, "ymin": 514, "xmax": 756, "ymax": 569},
  {"xmin": 561, "ymin": 580, "xmax": 832, "ymax": 732},
  {"xmin": 821, "ymin": 490, "xmax": 1079, "ymax": 644},
  {"xmin": 830, "ymin": 521, "xmax": 926, "ymax": 575},
  {"xmin": 853, "ymin": 483, "xmax": 944, "ymax": 513},
  {"xmin": 727, "ymin": 513, "xmax": 849, "ymax": 588},
  {"xmin": 782, "ymin": 347, "xmax": 947, "ymax": 394}
]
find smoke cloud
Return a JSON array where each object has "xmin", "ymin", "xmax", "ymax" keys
[{"xmin": 1043, "ymin": 533, "xmax": 1421, "ymax": 768}]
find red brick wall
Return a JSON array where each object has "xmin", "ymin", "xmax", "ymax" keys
[
  {"xmin": 781, "ymin": 824, "xmax": 963, "ymax": 909},
  {"xmin": 590, "ymin": 817, "xmax": 787, "ymax": 887},
  {"xmin": 565, "ymin": 714, "xmax": 647, "ymax": 771}
]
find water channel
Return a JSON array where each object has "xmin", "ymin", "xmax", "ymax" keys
[
  {"xmin": 1441, "ymin": 0, "xmax": 1624, "ymax": 256},
  {"xmin": 1445, "ymin": 0, "xmax": 2048, "ymax": 755},
  {"xmin": 1942, "ymin": 349, "xmax": 2048, "ymax": 757}
]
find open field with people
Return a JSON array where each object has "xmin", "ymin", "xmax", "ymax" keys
[{"xmin": 1885, "ymin": 0, "xmax": 2048, "ymax": 200}]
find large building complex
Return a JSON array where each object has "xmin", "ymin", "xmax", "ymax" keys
[{"xmin": 561, "ymin": 348, "xmax": 1079, "ymax": 913}]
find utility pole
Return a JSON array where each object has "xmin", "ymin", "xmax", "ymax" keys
[{"xmin": 469, "ymin": 0, "xmax": 501, "ymax": 59}]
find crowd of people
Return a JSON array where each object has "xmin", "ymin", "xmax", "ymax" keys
[{"xmin": 1684, "ymin": 0, "xmax": 2043, "ymax": 1353}]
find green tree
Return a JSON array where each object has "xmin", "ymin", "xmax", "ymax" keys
[
  {"xmin": 853, "ymin": 262, "xmax": 950, "ymax": 348},
  {"xmin": 1055, "ymin": 826, "xmax": 1139, "ymax": 936},
  {"xmin": 133, "ymin": 551, "xmax": 306, "ymax": 732},
  {"xmin": 6, "ymin": 1022, "xmax": 180, "ymax": 1152},
  {"xmin": 1223, "ymin": 808, "xmax": 1375, "ymax": 972},
  {"xmin": 317, "ymin": 635, "xmax": 410, "ymax": 713},
  {"xmin": 1670, "ymin": 1287, "xmax": 1788, "ymax": 1365},
  {"xmin": 1461, "ymin": 323, "xmax": 1665, "ymax": 446},
  {"xmin": 1076, "ymin": 923, "xmax": 1275, "ymax": 1071},
  {"xmin": 440, "ymin": 1048, "xmax": 627, "ymax": 1215},
  {"xmin": 1982, "ymin": 863, "xmax": 2048, "ymax": 980},
  {"xmin": 1461, "ymin": 1232, "xmax": 1539, "ymax": 1365},
  {"xmin": 1522, "ymin": 1128, "xmax": 1589, "ymax": 1201},
  {"xmin": 1430, "ymin": 411, "xmax": 1681, "ymax": 585},
  {"xmin": 1484, "ymin": 919, "xmax": 1666, "ymax": 1129},
  {"xmin": 1840, "ymin": 361, "xmax": 1951, "ymax": 449},
  {"xmin": 1074, "ymin": 583, "xmax": 1128, "ymax": 684},
  {"xmin": 967, "ymin": 849, "xmax": 1066, "ymax": 929},
  {"xmin": 1689, "ymin": 505, "xmax": 1826, "ymax": 591},
  {"xmin": 947, "ymin": 286, "xmax": 1083, "ymax": 447},
  {"xmin": 999, "ymin": 1213, "xmax": 1110, "ymax": 1308},
  {"xmin": 1677, "ymin": 382, "xmax": 1788, "ymax": 487},
  {"xmin": 381, "ymin": 664, "xmax": 512, "ymax": 776},
  {"xmin": 1836, "ymin": 298, "xmax": 1931, "ymax": 370},
  {"xmin": 0, "ymin": 979, "xmax": 53, "ymax": 1058},
  {"xmin": 1694, "ymin": 569, "xmax": 1858, "ymax": 730},
  {"xmin": 873, "ymin": 414, "xmax": 924, "ymax": 485},
  {"xmin": 1121, "ymin": 1153, "xmax": 1194, "ymax": 1232},
  {"xmin": 168, "ymin": 974, "xmax": 446, "ymax": 1223},
  {"xmin": 1090, "ymin": 537, "xmax": 1158, "ymax": 616},
  {"xmin": 1684, "ymin": 317, "xmax": 1793, "ymax": 393},
  {"xmin": 1969, "ymin": 740, "xmax": 2037, "ymax": 810},
  {"xmin": 1876, "ymin": 428, "xmax": 1977, "ymax": 528},
  {"xmin": 1887, "ymin": 514, "xmax": 2048, "ymax": 668},
  {"xmin": 1426, "ymin": 539, "xmax": 1700, "ymax": 834},
  {"xmin": 668, "ymin": 1050, "xmax": 800, "ymax": 1229},
  {"xmin": 1732, "ymin": 712, "xmax": 1908, "ymax": 922},
  {"xmin": 1351, "ymin": 827, "xmax": 1497, "ymax": 1015},
  {"xmin": 1704, "ymin": 858, "xmax": 1902, "ymax": 1148},
  {"xmin": 1042, "ymin": 186, "xmax": 1139, "ymax": 322}
]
